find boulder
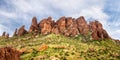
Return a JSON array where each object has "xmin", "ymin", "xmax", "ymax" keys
[{"xmin": 0, "ymin": 47, "xmax": 21, "ymax": 60}]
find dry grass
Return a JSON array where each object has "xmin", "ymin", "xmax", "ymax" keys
[{"xmin": 0, "ymin": 34, "xmax": 120, "ymax": 60}]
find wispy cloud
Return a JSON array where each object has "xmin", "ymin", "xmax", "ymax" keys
[{"xmin": 0, "ymin": 10, "xmax": 17, "ymax": 18}]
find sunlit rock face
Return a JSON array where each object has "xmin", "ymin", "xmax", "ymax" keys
[
  {"xmin": 29, "ymin": 17, "xmax": 39, "ymax": 33},
  {"xmin": 38, "ymin": 17, "xmax": 54, "ymax": 35}
]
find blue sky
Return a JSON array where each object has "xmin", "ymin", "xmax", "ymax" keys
[{"xmin": 0, "ymin": 0, "xmax": 120, "ymax": 39}]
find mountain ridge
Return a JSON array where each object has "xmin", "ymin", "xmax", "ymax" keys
[
  {"xmin": 1, "ymin": 16, "xmax": 111, "ymax": 40},
  {"xmin": 1, "ymin": 16, "xmax": 120, "ymax": 60}
]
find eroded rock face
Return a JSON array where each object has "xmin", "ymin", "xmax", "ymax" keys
[
  {"xmin": 38, "ymin": 17, "xmax": 53, "ymax": 35},
  {"xmin": 29, "ymin": 17, "xmax": 39, "ymax": 33},
  {"xmin": 17, "ymin": 25, "xmax": 28, "ymax": 36},
  {"xmin": 0, "ymin": 47, "xmax": 21, "ymax": 60},
  {"xmin": 76, "ymin": 16, "xmax": 89, "ymax": 36},
  {"xmin": 64, "ymin": 17, "xmax": 79, "ymax": 36},
  {"xmin": 56, "ymin": 16, "xmax": 66, "ymax": 34},
  {"xmin": 89, "ymin": 21, "xmax": 110, "ymax": 40},
  {"xmin": 51, "ymin": 23, "xmax": 59, "ymax": 34}
]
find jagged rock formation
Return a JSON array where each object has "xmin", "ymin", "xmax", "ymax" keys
[
  {"xmin": 38, "ymin": 17, "xmax": 54, "ymax": 35},
  {"xmin": 51, "ymin": 22, "xmax": 59, "ymax": 34},
  {"xmin": 89, "ymin": 21, "xmax": 110, "ymax": 40},
  {"xmin": 29, "ymin": 17, "xmax": 39, "ymax": 33},
  {"xmin": 56, "ymin": 16, "xmax": 66, "ymax": 35},
  {"xmin": 76, "ymin": 16, "xmax": 89, "ymax": 36},
  {"xmin": 0, "ymin": 47, "xmax": 21, "ymax": 60},
  {"xmin": 57, "ymin": 17, "xmax": 79, "ymax": 36},
  {"xmin": 1, "ymin": 32, "xmax": 9, "ymax": 38},
  {"xmin": 17, "ymin": 25, "xmax": 28, "ymax": 36},
  {"xmin": 9, "ymin": 16, "xmax": 110, "ymax": 40}
]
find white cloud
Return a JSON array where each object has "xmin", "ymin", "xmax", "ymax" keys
[
  {"xmin": 0, "ymin": 10, "xmax": 17, "ymax": 18},
  {"xmin": 69, "ymin": 6, "xmax": 109, "ymax": 25},
  {"xmin": 109, "ymin": 30, "xmax": 120, "ymax": 39}
]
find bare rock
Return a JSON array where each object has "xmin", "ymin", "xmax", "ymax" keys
[
  {"xmin": 1, "ymin": 32, "xmax": 9, "ymax": 38},
  {"xmin": 56, "ymin": 16, "xmax": 66, "ymax": 34},
  {"xmin": 76, "ymin": 16, "xmax": 89, "ymax": 36},
  {"xmin": 0, "ymin": 47, "xmax": 21, "ymax": 60},
  {"xmin": 64, "ymin": 17, "xmax": 79, "ymax": 36},
  {"xmin": 52, "ymin": 23, "xmax": 60, "ymax": 34},
  {"xmin": 17, "ymin": 25, "xmax": 28, "ymax": 36},
  {"xmin": 89, "ymin": 21, "xmax": 110, "ymax": 40},
  {"xmin": 3, "ymin": 16, "xmax": 111, "ymax": 40},
  {"xmin": 38, "ymin": 17, "xmax": 53, "ymax": 35},
  {"xmin": 29, "ymin": 17, "xmax": 39, "ymax": 33}
]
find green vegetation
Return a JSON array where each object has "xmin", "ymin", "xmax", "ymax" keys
[{"xmin": 0, "ymin": 34, "xmax": 120, "ymax": 60}]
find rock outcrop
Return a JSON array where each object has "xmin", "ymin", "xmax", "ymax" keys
[
  {"xmin": 38, "ymin": 17, "xmax": 54, "ymax": 35},
  {"xmin": 64, "ymin": 17, "xmax": 79, "ymax": 36},
  {"xmin": 0, "ymin": 47, "xmax": 21, "ymax": 60},
  {"xmin": 89, "ymin": 21, "xmax": 110, "ymax": 40},
  {"xmin": 56, "ymin": 16, "xmax": 66, "ymax": 35},
  {"xmin": 1, "ymin": 32, "xmax": 9, "ymax": 38},
  {"xmin": 3, "ymin": 16, "xmax": 110, "ymax": 40},
  {"xmin": 76, "ymin": 16, "xmax": 89, "ymax": 36},
  {"xmin": 51, "ymin": 22, "xmax": 59, "ymax": 34},
  {"xmin": 38, "ymin": 16, "xmax": 110, "ymax": 40},
  {"xmin": 17, "ymin": 25, "xmax": 28, "ymax": 36},
  {"xmin": 29, "ymin": 17, "xmax": 39, "ymax": 33}
]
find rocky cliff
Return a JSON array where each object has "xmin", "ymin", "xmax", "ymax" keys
[{"xmin": 2, "ymin": 16, "xmax": 110, "ymax": 40}]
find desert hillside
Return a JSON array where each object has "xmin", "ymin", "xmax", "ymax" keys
[{"xmin": 0, "ymin": 16, "xmax": 120, "ymax": 60}]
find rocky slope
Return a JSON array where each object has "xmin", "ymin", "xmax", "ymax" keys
[{"xmin": 0, "ymin": 34, "xmax": 120, "ymax": 60}]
